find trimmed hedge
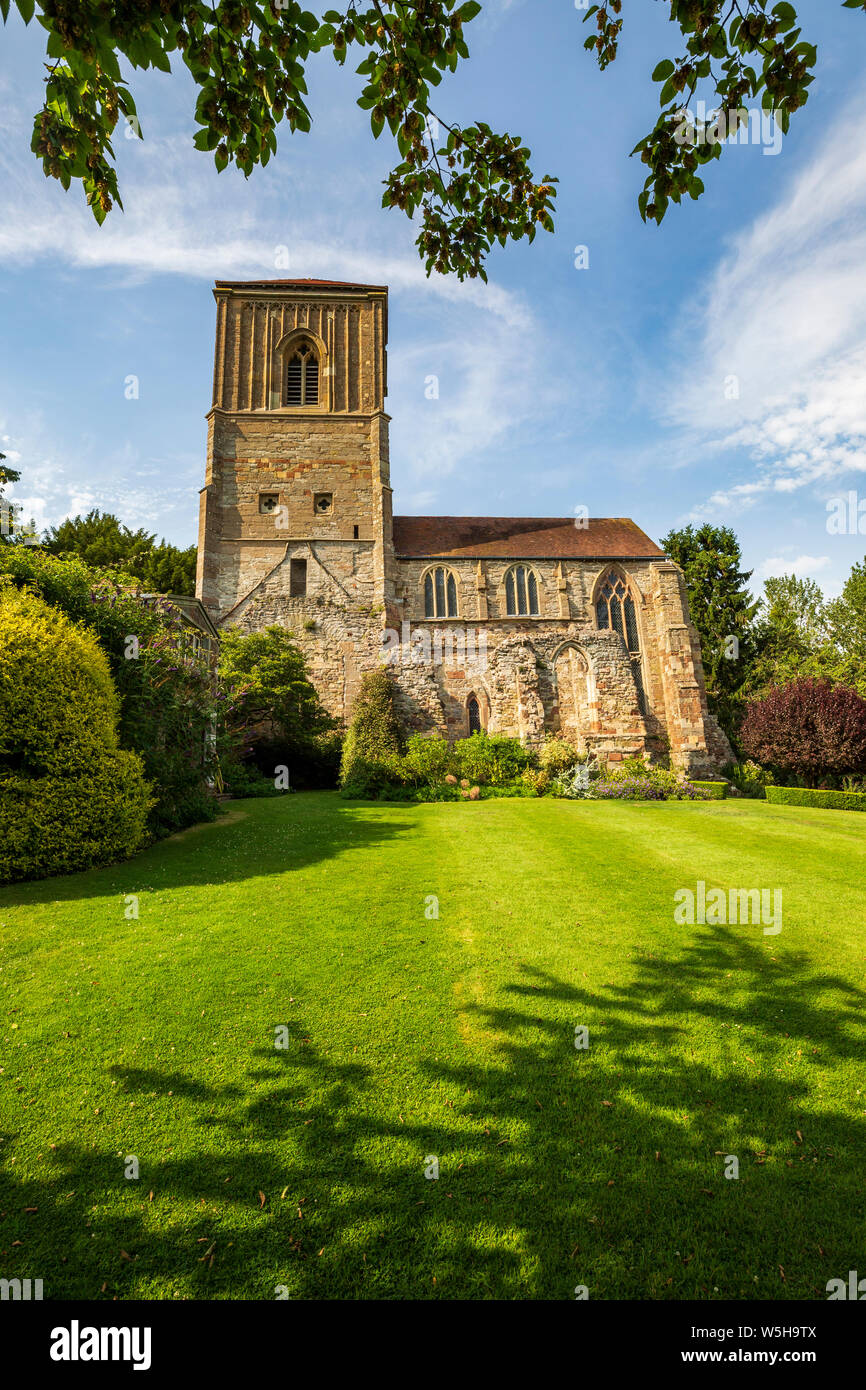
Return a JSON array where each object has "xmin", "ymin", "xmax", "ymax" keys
[
  {"xmin": 689, "ymin": 780, "xmax": 727, "ymax": 800},
  {"xmin": 766, "ymin": 785, "xmax": 866, "ymax": 812},
  {"xmin": 0, "ymin": 585, "xmax": 153, "ymax": 882},
  {"xmin": 0, "ymin": 760, "xmax": 154, "ymax": 882},
  {"xmin": 0, "ymin": 548, "xmax": 218, "ymax": 835}
]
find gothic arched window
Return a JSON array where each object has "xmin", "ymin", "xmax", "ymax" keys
[
  {"xmin": 505, "ymin": 565, "xmax": 539, "ymax": 617},
  {"xmin": 467, "ymin": 694, "xmax": 482, "ymax": 735},
  {"xmin": 595, "ymin": 570, "xmax": 647, "ymax": 716},
  {"xmin": 424, "ymin": 566, "xmax": 458, "ymax": 618},
  {"xmin": 284, "ymin": 340, "xmax": 319, "ymax": 406}
]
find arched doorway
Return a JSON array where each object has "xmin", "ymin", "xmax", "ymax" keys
[{"xmin": 554, "ymin": 646, "xmax": 592, "ymax": 750}]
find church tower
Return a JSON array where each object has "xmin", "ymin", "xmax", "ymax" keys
[{"xmin": 196, "ymin": 279, "xmax": 395, "ymax": 627}]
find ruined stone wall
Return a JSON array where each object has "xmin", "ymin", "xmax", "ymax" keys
[
  {"xmin": 385, "ymin": 621, "xmax": 649, "ymax": 761},
  {"xmin": 216, "ymin": 543, "xmax": 731, "ymax": 774},
  {"xmin": 390, "ymin": 556, "xmax": 726, "ymax": 767}
]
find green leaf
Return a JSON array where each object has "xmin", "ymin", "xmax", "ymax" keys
[
  {"xmin": 652, "ymin": 59, "xmax": 675, "ymax": 82},
  {"xmin": 14, "ymin": 0, "xmax": 34, "ymax": 21},
  {"xmin": 458, "ymin": 1, "xmax": 482, "ymax": 19},
  {"xmin": 772, "ymin": 2, "xmax": 797, "ymax": 24}
]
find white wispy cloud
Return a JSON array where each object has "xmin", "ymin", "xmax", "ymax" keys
[
  {"xmin": 1, "ymin": 411, "xmax": 202, "ymax": 541},
  {"xmin": 663, "ymin": 96, "xmax": 866, "ymax": 515},
  {"xmin": 756, "ymin": 553, "xmax": 831, "ymax": 581},
  {"xmin": 0, "ymin": 102, "xmax": 530, "ymax": 329},
  {"xmin": 0, "ymin": 76, "xmax": 542, "ymax": 533},
  {"xmin": 388, "ymin": 324, "xmax": 562, "ymax": 502}
]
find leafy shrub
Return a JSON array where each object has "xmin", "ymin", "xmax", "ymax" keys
[
  {"xmin": 0, "ymin": 586, "xmax": 153, "ymax": 882},
  {"xmin": 451, "ymin": 732, "xmax": 534, "ymax": 786},
  {"xmin": 551, "ymin": 762, "xmax": 595, "ymax": 799},
  {"xmin": 340, "ymin": 725, "xmax": 536, "ymax": 802},
  {"xmin": 577, "ymin": 755, "xmax": 710, "ymax": 802},
  {"xmin": 0, "ymin": 548, "xmax": 220, "ymax": 834},
  {"xmin": 539, "ymin": 737, "xmax": 582, "ymax": 775},
  {"xmin": 399, "ymin": 733, "xmax": 452, "ymax": 786},
  {"xmin": 0, "ymin": 760, "xmax": 154, "ymax": 883},
  {"xmin": 765, "ymin": 786, "xmax": 866, "ymax": 812},
  {"xmin": 591, "ymin": 777, "xmax": 670, "ymax": 801},
  {"xmin": 340, "ymin": 756, "xmax": 404, "ymax": 801},
  {"xmin": 222, "ymin": 761, "xmax": 285, "ymax": 798},
  {"xmin": 591, "ymin": 776, "xmax": 709, "ymax": 801},
  {"xmin": 741, "ymin": 678, "xmax": 866, "ymax": 783},
  {"xmin": 603, "ymin": 756, "xmax": 684, "ymax": 798},
  {"xmin": 521, "ymin": 767, "xmax": 550, "ymax": 796},
  {"xmin": 340, "ymin": 668, "xmax": 403, "ymax": 789},
  {"xmin": 725, "ymin": 759, "xmax": 775, "ymax": 798}
]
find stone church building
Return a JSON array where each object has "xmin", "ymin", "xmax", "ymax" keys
[{"xmin": 196, "ymin": 279, "xmax": 730, "ymax": 775}]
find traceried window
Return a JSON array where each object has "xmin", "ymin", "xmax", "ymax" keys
[
  {"xmin": 284, "ymin": 340, "xmax": 319, "ymax": 406},
  {"xmin": 424, "ymin": 566, "xmax": 458, "ymax": 618},
  {"xmin": 505, "ymin": 565, "xmax": 539, "ymax": 617},
  {"xmin": 595, "ymin": 570, "xmax": 647, "ymax": 716}
]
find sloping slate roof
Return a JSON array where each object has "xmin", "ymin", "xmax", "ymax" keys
[{"xmin": 392, "ymin": 516, "xmax": 665, "ymax": 560}]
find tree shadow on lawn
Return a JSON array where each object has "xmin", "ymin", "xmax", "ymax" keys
[
  {"xmin": 2, "ymin": 931, "xmax": 864, "ymax": 1300},
  {"xmin": 0, "ymin": 795, "xmax": 410, "ymax": 907}
]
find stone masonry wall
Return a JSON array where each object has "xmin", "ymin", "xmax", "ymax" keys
[{"xmin": 196, "ymin": 279, "xmax": 731, "ymax": 776}]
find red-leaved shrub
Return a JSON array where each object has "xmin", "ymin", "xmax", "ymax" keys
[{"xmin": 740, "ymin": 678, "xmax": 866, "ymax": 783}]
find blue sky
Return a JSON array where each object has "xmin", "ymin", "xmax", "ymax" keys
[{"xmin": 2, "ymin": 0, "xmax": 866, "ymax": 598}]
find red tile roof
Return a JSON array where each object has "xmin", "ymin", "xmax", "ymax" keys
[{"xmin": 392, "ymin": 516, "xmax": 665, "ymax": 560}]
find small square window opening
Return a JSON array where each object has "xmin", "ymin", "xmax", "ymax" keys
[{"xmin": 290, "ymin": 558, "xmax": 308, "ymax": 598}]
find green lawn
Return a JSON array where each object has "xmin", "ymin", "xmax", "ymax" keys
[{"xmin": 1, "ymin": 794, "xmax": 864, "ymax": 1300}]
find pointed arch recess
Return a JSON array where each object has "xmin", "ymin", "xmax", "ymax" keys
[{"xmin": 272, "ymin": 327, "xmax": 330, "ymax": 411}]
